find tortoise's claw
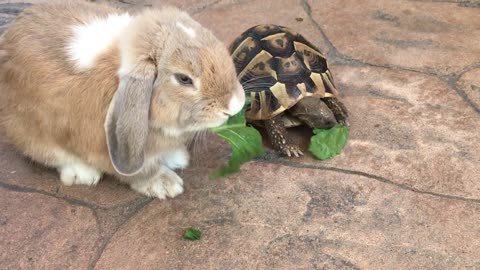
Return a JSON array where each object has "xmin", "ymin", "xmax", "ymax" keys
[
  {"xmin": 293, "ymin": 148, "xmax": 304, "ymax": 157},
  {"xmin": 282, "ymin": 145, "xmax": 303, "ymax": 158}
]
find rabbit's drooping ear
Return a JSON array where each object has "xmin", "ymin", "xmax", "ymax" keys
[{"xmin": 105, "ymin": 60, "xmax": 156, "ymax": 176}]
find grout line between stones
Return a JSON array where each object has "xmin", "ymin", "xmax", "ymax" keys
[
  {"xmin": 259, "ymin": 158, "xmax": 480, "ymax": 204},
  {"xmin": 0, "ymin": 179, "xmax": 154, "ymax": 270},
  {"xmin": 117, "ymin": 0, "xmax": 133, "ymax": 5},
  {"xmin": 0, "ymin": 180, "xmax": 101, "ymax": 210},
  {"xmin": 88, "ymin": 197, "xmax": 153, "ymax": 270},
  {"xmin": 301, "ymin": 0, "xmax": 442, "ymax": 79},
  {"xmin": 0, "ymin": 178, "xmax": 155, "ymax": 209},
  {"xmin": 448, "ymin": 62, "xmax": 480, "ymax": 114},
  {"xmin": 301, "ymin": 0, "xmax": 480, "ymax": 116},
  {"xmin": 408, "ymin": 0, "xmax": 480, "ymax": 9}
]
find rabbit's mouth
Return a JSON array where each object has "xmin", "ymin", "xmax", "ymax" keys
[
  {"xmin": 204, "ymin": 117, "xmax": 229, "ymax": 129},
  {"xmin": 184, "ymin": 113, "xmax": 230, "ymax": 131},
  {"xmin": 154, "ymin": 118, "xmax": 227, "ymax": 137}
]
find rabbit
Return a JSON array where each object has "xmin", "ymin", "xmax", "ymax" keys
[{"xmin": 0, "ymin": 1, "xmax": 245, "ymax": 199}]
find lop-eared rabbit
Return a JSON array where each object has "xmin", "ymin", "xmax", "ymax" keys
[{"xmin": 0, "ymin": 1, "xmax": 245, "ymax": 199}]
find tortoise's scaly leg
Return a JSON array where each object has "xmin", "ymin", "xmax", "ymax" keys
[
  {"xmin": 264, "ymin": 115, "xmax": 303, "ymax": 157},
  {"xmin": 322, "ymin": 97, "xmax": 349, "ymax": 126}
]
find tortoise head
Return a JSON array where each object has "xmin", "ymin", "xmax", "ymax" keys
[{"xmin": 288, "ymin": 96, "xmax": 337, "ymax": 129}]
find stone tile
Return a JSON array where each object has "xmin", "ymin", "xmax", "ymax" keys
[
  {"xmin": 101, "ymin": 0, "xmax": 224, "ymax": 11},
  {"xmin": 291, "ymin": 64, "xmax": 480, "ymax": 199},
  {"xmin": 457, "ymin": 67, "xmax": 480, "ymax": 110},
  {"xmin": 0, "ymin": 188, "xmax": 99, "ymax": 269},
  {"xmin": 94, "ymin": 163, "xmax": 480, "ymax": 269},
  {"xmin": 1, "ymin": 1, "xmax": 479, "ymax": 268},
  {"xmin": 192, "ymin": 0, "xmax": 330, "ymax": 53},
  {"xmin": 308, "ymin": 0, "xmax": 480, "ymax": 75},
  {"xmin": 95, "ymin": 0, "xmax": 244, "ymax": 17},
  {"xmin": 0, "ymin": 0, "xmax": 42, "ymax": 4}
]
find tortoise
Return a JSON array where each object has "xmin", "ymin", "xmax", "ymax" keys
[{"xmin": 228, "ymin": 24, "xmax": 349, "ymax": 157}]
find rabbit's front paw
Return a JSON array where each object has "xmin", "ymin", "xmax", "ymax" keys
[
  {"xmin": 59, "ymin": 162, "xmax": 102, "ymax": 186},
  {"xmin": 130, "ymin": 168, "xmax": 184, "ymax": 199}
]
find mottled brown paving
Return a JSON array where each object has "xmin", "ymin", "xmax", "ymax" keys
[{"xmin": 0, "ymin": 0, "xmax": 479, "ymax": 269}]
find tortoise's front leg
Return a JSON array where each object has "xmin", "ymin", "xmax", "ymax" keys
[
  {"xmin": 322, "ymin": 97, "xmax": 349, "ymax": 127},
  {"xmin": 264, "ymin": 114, "xmax": 303, "ymax": 157}
]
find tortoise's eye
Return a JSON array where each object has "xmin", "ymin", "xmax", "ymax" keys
[{"xmin": 174, "ymin": 73, "xmax": 193, "ymax": 86}]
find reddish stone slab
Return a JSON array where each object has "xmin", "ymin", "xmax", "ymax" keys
[
  {"xmin": 308, "ymin": 0, "xmax": 480, "ymax": 75},
  {"xmin": 94, "ymin": 163, "xmax": 480, "ymax": 269},
  {"xmin": 96, "ymin": 0, "xmax": 245, "ymax": 16},
  {"xmin": 294, "ymin": 64, "xmax": 480, "ymax": 200},
  {"xmin": 192, "ymin": 0, "xmax": 330, "ymax": 54},
  {"xmin": 0, "ymin": 188, "xmax": 99, "ymax": 269},
  {"xmin": 1, "ymin": 1, "xmax": 479, "ymax": 269}
]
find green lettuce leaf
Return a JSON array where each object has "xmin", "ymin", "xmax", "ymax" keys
[
  {"xmin": 208, "ymin": 98, "xmax": 264, "ymax": 179},
  {"xmin": 308, "ymin": 125, "xmax": 349, "ymax": 160},
  {"xmin": 183, "ymin": 227, "xmax": 202, "ymax": 241}
]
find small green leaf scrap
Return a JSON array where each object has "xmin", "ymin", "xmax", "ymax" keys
[
  {"xmin": 183, "ymin": 227, "xmax": 202, "ymax": 241},
  {"xmin": 308, "ymin": 125, "xmax": 349, "ymax": 160},
  {"xmin": 208, "ymin": 98, "xmax": 264, "ymax": 179}
]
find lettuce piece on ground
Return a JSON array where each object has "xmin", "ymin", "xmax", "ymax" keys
[
  {"xmin": 208, "ymin": 99, "xmax": 264, "ymax": 179},
  {"xmin": 308, "ymin": 125, "xmax": 349, "ymax": 160},
  {"xmin": 183, "ymin": 227, "xmax": 202, "ymax": 241}
]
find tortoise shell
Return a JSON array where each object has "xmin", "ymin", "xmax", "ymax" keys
[{"xmin": 229, "ymin": 24, "xmax": 338, "ymax": 120}]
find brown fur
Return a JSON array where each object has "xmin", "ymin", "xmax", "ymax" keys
[{"xmin": 0, "ymin": 1, "xmax": 243, "ymax": 197}]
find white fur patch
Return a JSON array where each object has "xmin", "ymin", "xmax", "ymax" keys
[
  {"xmin": 176, "ymin": 22, "xmax": 196, "ymax": 38},
  {"xmin": 45, "ymin": 147, "xmax": 103, "ymax": 186},
  {"xmin": 67, "ymin": 13, "xmax": 132, "ymax": 70},
  {"xmin": 162, "ymin": 148, "xmax": 190, "ymax": 170},
  {"xmin": 228, "ymin": 85, "xmax": 246, "ymax": 116},
  {"xmin": 58, "ymin": 162, "xmax": 103, "ymax": 186}
]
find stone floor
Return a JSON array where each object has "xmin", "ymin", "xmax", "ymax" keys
[{"xmin": 1, "ymin": 0, "xmax": 480, "ymax": 269}]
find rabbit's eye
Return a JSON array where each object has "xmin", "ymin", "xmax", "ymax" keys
[{"xmin": 174, "ymin": 73, "xmax": 194, "ymax": 86}]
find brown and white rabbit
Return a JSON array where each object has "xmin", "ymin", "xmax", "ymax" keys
[{"xmin": 0, "ymin": 1, "xmax": 245, "ymax": 199}]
